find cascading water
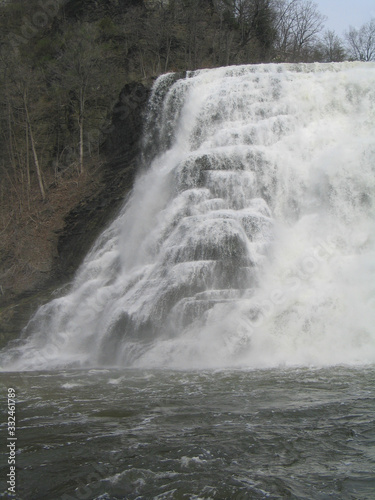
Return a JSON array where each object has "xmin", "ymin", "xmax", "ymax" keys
[{"xmin": 2, "ymin": 62, "xmax": 375, "ymax": 371}]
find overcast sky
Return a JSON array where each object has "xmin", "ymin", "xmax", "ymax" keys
[{"xmin": 314, "ymin": 0, "xmax": 375, "ymax": 36}]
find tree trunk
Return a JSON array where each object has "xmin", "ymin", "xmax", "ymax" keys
[
  {"xmin": 79, "ymin": 86, "xmax": 85, "ymax": 175},
  {"xmin": 7, "ymin": 102, "xmax": 17, "ymax": 173},
  {"xmin": 25, "ymin": 117, "xmax": 30, "ymax": 195},
  {"xmin": 24, "ymin": 95, "xmax": 46, "ymax": 201}
]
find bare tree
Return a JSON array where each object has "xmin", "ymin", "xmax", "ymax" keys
[
  {"xmin": 54, "ymin": 23, "xmax": 103, "ymax": 175},
  {"xmin": 318, "ymin": 29, "xmax": 346, "ymax": 62},
  {"xmin": 23, "ymin": 89, "xmax": 46, "ymax": 200},
  {"xmin": 273, "ymin": 0, "xmax": 326, "ymax": 61},
  {"xmin": 345, "ymin": 19, "xmax": 375, "ymax": 61},
  {"xmin": 0, "ymin": 51, "xmax": 47, "ymax": 202}
]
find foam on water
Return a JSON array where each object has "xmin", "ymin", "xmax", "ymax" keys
[{"xmin": 1, "ymin": 62, "xmax": 375, "ymax": 370}]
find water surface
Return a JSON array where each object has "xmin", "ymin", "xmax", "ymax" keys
[{"xmin": 1, "ymin": 366, "xmax": 374, "ymax": 499}]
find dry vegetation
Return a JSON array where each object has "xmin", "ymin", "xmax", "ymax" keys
[{"xmin": 0, "ymin": 160, "xmax": 103, "ymax": 302}]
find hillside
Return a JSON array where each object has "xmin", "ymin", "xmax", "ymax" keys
[{"xmin": 0, "ymin": 0, "xmax": 350, "ymax": 343}]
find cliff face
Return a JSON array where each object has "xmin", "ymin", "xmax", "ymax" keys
[
  {"xmin": 56, "ymin": 81, "xmax": 151, "ymax": 280},
  {"xmin": 0, "ymin": 81, "xmax": 150, "ymax": 348}
]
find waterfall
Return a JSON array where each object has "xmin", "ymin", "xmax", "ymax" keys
[{"xmin": 2, "ymin": 62, "xmax": 375, "ymax": 370}]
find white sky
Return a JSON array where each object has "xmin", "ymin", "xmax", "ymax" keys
[{"xmin": 314, "ymin": 0, "xmax": 375, "ymax": 36}]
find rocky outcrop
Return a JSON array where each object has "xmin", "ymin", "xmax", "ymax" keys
[
  {"xmin": 56, "ymin": 81, "xmax": 151, "ymax": 280},
  {"xmin": 0, "ymin": 81, "xmax": 151, "ymax": 348}
]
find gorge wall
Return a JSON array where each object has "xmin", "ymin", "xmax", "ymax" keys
[
  {"xmin": 2, "ymin": 62, "xmax": 375, "ymax": 370},
  {"xmin": 0, "ymin": 81, "xmax": 150, "ymax": 347}
]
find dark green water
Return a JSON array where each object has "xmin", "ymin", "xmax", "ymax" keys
[{"xmin": 1, "ymin": 367, "xmax": 374, "ymax": 500}]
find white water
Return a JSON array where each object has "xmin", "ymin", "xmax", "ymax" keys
[{"xmin": 2, "ymin": 62, "xmax": 375, "ymax": 370}]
